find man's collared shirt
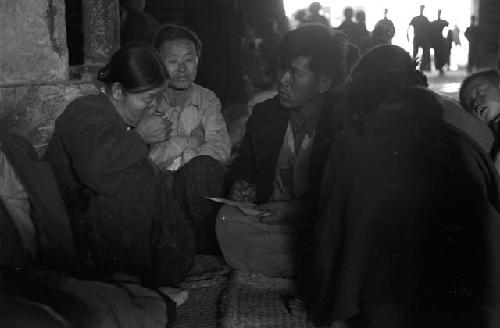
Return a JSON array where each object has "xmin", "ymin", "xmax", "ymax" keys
[{"xmin": 150, "ymin": 83, "xmax": 232, "ymax": 171}]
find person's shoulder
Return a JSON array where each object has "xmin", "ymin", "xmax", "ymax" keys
[
  {"xmin": 251, "ymin": 95, "xmax": 282, "ymax": 117},
  {"xmin": 60, "ymin": 94, "xmax": 113, "ymax": 124},
  {"xmin": 192, "ymin": 83, "xmax": 220, "ymax": 103}
]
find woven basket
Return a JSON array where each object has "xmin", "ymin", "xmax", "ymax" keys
[
  {"xmin": 172, "ymin": 265, "xmax": 230, "ymax": 328},
  {"xmin": 219, "ymin": 270, "xmax": 313, "ymax": 328}
]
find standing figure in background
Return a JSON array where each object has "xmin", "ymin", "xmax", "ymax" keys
[
  {"xmin": 339, "ymin": 7, "xmax": 361, "ymax": 48},
  {"xmin": 120, "ymin": 0, "xmax": 159, "ymax": 45},
  {"xmin": 304, "ymin": 2, "xmax": 330, "ymax": 27},
  {"xmin": 465, "ymin": 16, "xmax": 481, "ymax": 73},
  {"xmin": 430, "ymin": 9, "xmax": 449, "ymax": 75},
  {"xmin": 151, "ymin": 24, "xmax": 231, "ymax": 254},
  {"xmin": 355, "ymin": 10, "xmax": 370, "ymax": 46},
  {"xmin": 374, "ymin": 8, "xmax": 395, "ymax": 45},
  {"xmin": 294, "ymin": 9, "xmax": 307, "ymax": 27},
  {"xmin": 408, "ymin": 5, "xmax": 431, "ymax": 71}
]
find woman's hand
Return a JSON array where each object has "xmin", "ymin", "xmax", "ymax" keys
[{"xmin": 135, "ymin": 113, "xmax": 172, "ymax": 144}]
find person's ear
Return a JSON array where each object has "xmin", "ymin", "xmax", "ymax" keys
[
  {"xmin": 318, "ymin": 75, "xmax": 333, "ymax": 94},
  {"xmin": 110, "ymin": 83, "xmax": 124, "ymax": 101}
]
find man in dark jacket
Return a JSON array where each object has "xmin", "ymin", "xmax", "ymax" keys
[{"xmin": 215, "ymin": 25, "xmax": 347, "ymax": 277}]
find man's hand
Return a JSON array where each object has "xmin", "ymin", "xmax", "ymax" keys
[
  {"xmin": 135, "ymin": 113, "xmax": 172, "ymax": 145},
  {"xmin": 189, "ymin": 125, "xmax": 205, "ymax": 148},
  {"xmin": 257, "ymin": 201, "xmax": 293, "ymax": 225},
  {"xmin": 229, "ymin": 180, "xmax": 256, "ymax": 202}
]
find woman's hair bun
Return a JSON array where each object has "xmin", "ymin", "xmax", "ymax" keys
[{"xmin": 97, "ymin": 64, "xmax": 110, "ymax": 82}]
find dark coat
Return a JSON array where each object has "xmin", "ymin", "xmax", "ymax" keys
[
  {"xmin": 227, "ymin": 91, "xmax": 344, "ymax": 206},
  {"xmin": 308, "ymin": 90, "xmax": 500, "ymax": 327},
  {"xmin": 46, "ymin": 93, "xmax": 193, "ymax": 285},
  {"xmin": 0, "ymin": 132, "xmax": 79, "ymax": 272}
]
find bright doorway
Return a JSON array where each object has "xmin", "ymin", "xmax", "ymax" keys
[{"xmin": 283, "ymin": 0, "xmax": 473, "ymax": 70}]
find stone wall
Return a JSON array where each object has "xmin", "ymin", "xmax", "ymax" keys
[
  {"xmin": 0, "ymin": 0, "xmax": 118, "ymax": 154},
  {"xmin": 0, "ymin": 0, "xmax": 68, "ymax": 84},
  {"xmin": 0, "ymin": 82, "xmax": 96, "ymax": 152}
]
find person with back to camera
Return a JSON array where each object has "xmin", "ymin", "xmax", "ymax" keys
[
  {"xmin": 46, "ymin": 45, "xmax": 194, "ymax": 307},
  {"xmin": 306, "ymin": 45, "xmax": 500, "ymax": 328},
  {"xmin": 150, "ymin": 24, "xmax": 231, "ymax": 254}
]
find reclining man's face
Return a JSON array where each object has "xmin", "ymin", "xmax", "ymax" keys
[
  {"xmin": 278, "ymin": 56, "xmax": 322, "ymax": 109},
  {"xmin": 470, "ymin": 81, "xmax": 500, "ymax": 131}
]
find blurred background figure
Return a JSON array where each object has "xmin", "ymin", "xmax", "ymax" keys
[
  {"xmin": 120, "ymin": 0, "xmax": 159, "ymax": 45},
  {"xmin": 361, "ymin": 19, "xmax": 394, "ymax": 54},
  {"xmin": 408, "ymin": 5, "xmax": 431, "ymax": 71},
  {"xmin": 465, "ymin": 15, "xmax": 481, "ymax": 73},
  {"xmin": 304, "ymin": 2, "xmax": 330, "ymax": 27},
  {"xmin": 355, "ymin": 10, "xmax": 370, "ymax": 45},
  {"xmin": 430, "ymin": 9, "xmax": 449, "ymax": 75},
  {"xmin": 339, "ymin": 7, "xmax": 362, "ymax": 47},
  {"xmin": 374, "ymin": 8, "xmax": 395, "ymax": 45},
  {"xmin": 294, "ymin": 9, "xmax": 307, "ymax": 27}
]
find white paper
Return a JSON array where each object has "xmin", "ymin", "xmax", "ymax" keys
[{"xmin": 206, "ymin": 197, "xmax": 270, "ymax": 216}]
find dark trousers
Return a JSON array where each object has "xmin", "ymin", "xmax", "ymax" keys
[
  {"xmin": 432, "ymin": 40, "xmax": 447, "ymax": 72},
  {"xmin": 413, "ymin": 39, "xmax": 431, "ymax": 71},
  {"xmin": 170, "ymin": 155, "xmax": 226, "ymax": 254}
]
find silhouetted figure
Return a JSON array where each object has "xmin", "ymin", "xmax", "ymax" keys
[
  {"xmin": 445, "ymin": 30, "xmax": 453, "ymax": 67},
  {"xmin": 408, "ymin": 5, "xmax": 431, "ymax": 71},
  {"xmin": 465, "ymin": 16, "xmax": 481, "ymax": 73},
  {"xmin": 339, "ymin": 7, "xmax": 362, "ymax": 47},
  {"xmin": 452, "ymin": 25, "xmax": 461, "ymax": 46},
  {"xmin": 360, "ymin": 23, "xmax": 393, "ymax": 54},
  {"xmin": 355, "ymin": 10, "xmax": 370, "ymax": 44},
  {"xmin": 304, "ymin": 2, "xmax": 330, "ymax": 27},
  {"xmin": 120, "ymin": 0, "xmax": 159, "ymax": 45},
  {"xmin": 374, "ymin": 9, "xmax": 395, "ymax": 45},
  {"xmin": 294, "ymin": 9, "xmax": 307, "ymax": 27},
  {"xmin": 430, "ymin": 9, "xmax": 449, "ymax": 74}
]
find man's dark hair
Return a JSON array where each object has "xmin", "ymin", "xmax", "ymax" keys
[
  {"xmin": 459, "ymin": 70, "xmax": 500, "ymax": 111},
  {"xmin": 152, "ymin": 24, "xmax": 202, "ymax": 57},
  {"xmin": 279, "ymin": 24, "xmax": 348, "ymax": 87}
]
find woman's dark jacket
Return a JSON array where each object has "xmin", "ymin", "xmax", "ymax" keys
[{"xmin": 46, "ymin": 93, "xmax": 194, "ymax": 285}]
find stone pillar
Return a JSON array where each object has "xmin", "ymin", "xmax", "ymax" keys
[
  {"xmin": 0, "ymin": 0, "xmax": 97, "ymax": 152},
  {"xmin": 0, "ymin": 0, "xmax": 68, "ymax": 84},
  {"xmin": 81, "ymin": 0, "xmax": 120, "ymax": 70}
]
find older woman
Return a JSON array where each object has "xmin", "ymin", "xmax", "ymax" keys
[
  {"xmin": 46, "ymin": 45, "xmax": 194, "ymax": 289},
  {"xmin": 150, "ymin": 24, "xmax": 231, "ymax": 253}
]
